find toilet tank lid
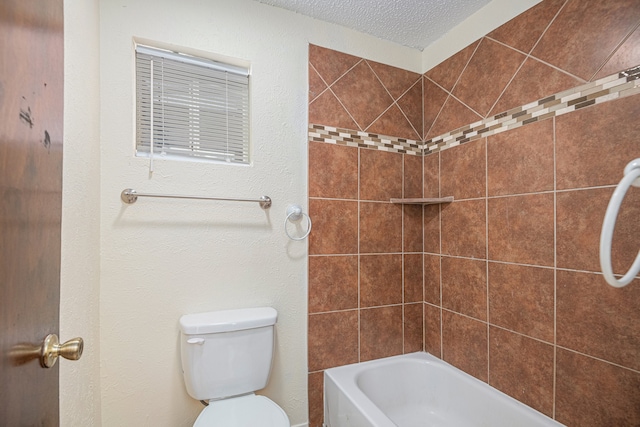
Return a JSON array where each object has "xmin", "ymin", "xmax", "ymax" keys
[{"xmin": 180, "ymin": 307, "xmax": 277, "ymax": 334}]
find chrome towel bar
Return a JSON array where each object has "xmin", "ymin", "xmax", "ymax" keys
[{"xmin": 120, "ymin": 188, "xmax": 272, "ymax": 209}]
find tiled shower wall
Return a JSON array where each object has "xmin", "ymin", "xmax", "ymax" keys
[{"xmin": 308, "ymin": 1, "xmax": 640, "ymax": 426}]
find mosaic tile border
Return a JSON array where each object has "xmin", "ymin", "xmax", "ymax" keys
[
  {"xmin": 308, "ymin": 126, "xmax": 422, "ymax": 155},
  {"xmin": 309, "ymin": 65, "xmax": 640, "ymax": 156}
]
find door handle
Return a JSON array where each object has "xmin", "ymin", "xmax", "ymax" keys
[{"xmin": 40, "ymin": 334, "xmax": 84, "ymax": 368}]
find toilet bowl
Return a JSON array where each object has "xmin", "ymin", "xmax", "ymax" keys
[
  {"xmin": 179, "ymin": 307, "xmax": 290, "ymax": 427},
  {"xmin": 194, "ymin": 394, "xmax": 289, "ymax": 427}
]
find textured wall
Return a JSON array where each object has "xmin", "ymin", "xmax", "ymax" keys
[
  {"xmin": 60, "ymin": 0, "xmax": 102, "ymax": 425},
  {"xmin": 307, "ymin": 0, "xmax": 640, "ymax": 425}
]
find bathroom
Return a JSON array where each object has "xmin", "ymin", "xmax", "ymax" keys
[{"xmin": 55, "ymin": 0, "xmax": 639, "ymax": 426}]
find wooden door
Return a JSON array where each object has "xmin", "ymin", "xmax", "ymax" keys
[{"xmin": 0, "ymin": 0, "xmax": 64, "ymax": 425}]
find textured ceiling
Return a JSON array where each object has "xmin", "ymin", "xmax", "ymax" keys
[{"xmin": 252, "ymin": 0, "xmax": 492, "ymax": 50}]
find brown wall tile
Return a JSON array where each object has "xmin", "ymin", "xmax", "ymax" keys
[
  {"xmin": 426, "ymin": 95, "xmax": 483, "ymax": 139},
  {"xmin": 397, "ymin": 81, "xmax": 424, "ymax": 139},
  {"xmin": 441, "ymin": 256, "xmax": 487, "ymax": 321},
  {"xmin": 557, "ymin": 187, "xmax": 640, "ymax": 274},
  {"xmin": 367, "ymin": 104, "xmax": 420, "ymax": 140},
  {"xmin": 442, "ymin": 310, "xmax": 488, "ymax": 381},
  {"xmin": 424, "ymin": 303, "xmax": 442, "ymax": 358},
  {"xmin": 308, "ymin": 310, "xmax": 358, "ymax": 371},
  {"xmin": 360, "ymin": 202, "xmax": 402, "ymax": 253},
  {"xmin": 441, "ymin": 199, "xmax": 486, "ymax": 259},
  {"xmin": 309, "ymin": 66, "xmax": 327, "ymax": 102},
  {"xmin": 488, "ymin": 193, "xmax": 554, "ymax": 266},
  {"xmin": 403, "ymin": 204, "xmax": 423, "ymax": 253},
  {"xmin": 488, "ymin": 262, "xmax": 554, "ymax": 342},
  {"xmin": 360, "ymin": 148, "xmax": 403, "ymax": 201},
  {"xmin": 308, "ymin": 372, "xmax": 324, "ymax": 427},
  {"xmin": 423, "ymin": 152, "xmax": 439, "ymax": 198},
  {"xmin": 309, "ymin": 142, "xmax": 358, "ymax": 199},
  {"xmin": 309, "ymin": 44, "xmax": 360, "ymax": 86},
  {"xmin": 487, "ymin": 119, "xmax": 554, "ymax": 196},
  {"xmin": 489, "ymin": 327, "xmax": 555, "ymax": 417},
  {"xmin": 487, "ymin": 0, "xmax": 567, "ymax": 54},
  {"xmin": 453, "ymin": 38, "xmax": 526, "ymax": 117},
  {"xmin": 309, "ymin": 199, "xmax": 358, "ymax": 255},
  {"xmin": 423, "ymin": 78, "xmax": 449, "ymax": 138},
  {"xmin": 423, "ymin": 204, "xmax": 441, "ymax": 254},
  {"xmin": 424, "ymin": 254, "xmax": 441, "ymax": 305},
  {"xmin": 440, "ymin": 139, "xmax": 486, "ymax": 200},
  {"xmin": 556, "ymin": 349, "xmax": 640, "ymax": 426},
  {"xmin": 403, "ymin": 253, "xmax": 423, "ymax": 303},
  {"xmin": 309, "ymin": 90, "xmax": 358, "ymax": 130},
  {"xmin": 490, "ymin": 57, "xmax": 582, "ymax": 116},
  {"xmin": 404, "ymin": 303, "xmax": 424, "ymax": 353},
  {"xmin": 556, "ymin": 188, "xmax": 608, "ymax": 272},
  {"xmin": 424, "ymin": 40, "xmax": 480, "ymax": 92},
  {"xmin": 360, "ymin": 306, "xmax": 403, "ymax": 361},
  {"xmin": 367, "ymin": 59, "xmax": 421, "ymax": 100},
  {"xmin": 308, "ymin": 255, "xmax": 358, "ymax": 313},
  {"xmin": 595, "ymin": 26, "xmax": 640, "ymax": 79},
  {"xmin": 332, "ymin": 61, "xmax": 394, "ymax": 130},
  {"xmin": 403, "ymin": 153, "xmax": 423, "ymax": 198},
  {"xmin": 556, "ymin": 94, "xmax": 640, "ymax": 190},
  {"xmin": 531, "ymin": 0, "xmax": 640, "ymax": 81},
  {"xmin": 360, "ymin": 254, "xmax": 402, "ymax": 307},
  {"xmin": 557, "ymin": 270, "xmax": 640, "ymax": 371}
]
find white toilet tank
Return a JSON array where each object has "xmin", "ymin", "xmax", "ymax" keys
[{"xmin": 179, "ymin": 307, "xmax": 277, "ymax": 401}]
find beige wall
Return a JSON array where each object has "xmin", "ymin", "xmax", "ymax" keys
[{"xmin": 60, "ymin": 0, "xmax": 102, "ymax": 425}]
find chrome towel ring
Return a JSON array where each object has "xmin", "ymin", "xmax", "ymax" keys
[
  {"xmin": 600, "ymin": 158, "xmax": 640, "ymax": 288},
  {"xmin": 284, "ymin": 205, "xmax": 312, "ymax": 241}
]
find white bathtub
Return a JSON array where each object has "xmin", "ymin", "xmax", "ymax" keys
[{"xmin": 324, "ymin": 352, "xmax": 563, "ymax": 427}]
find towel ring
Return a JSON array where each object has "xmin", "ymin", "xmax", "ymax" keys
[
  {"xmin": 284, "ymin": 205, "xmax": 312, "ymax": 241},
  {"xmin": 600, "ymin": 158, "xmax": 640, "ymax": 288}
]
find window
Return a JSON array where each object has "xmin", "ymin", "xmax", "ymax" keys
[{"xmin": 135, "ymin": 45, "xmax": 250, "ymax": 164}]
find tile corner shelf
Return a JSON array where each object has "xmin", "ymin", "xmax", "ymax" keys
[{"xmin": 390, "ymin": 196, "xmax": 454, "ymax": 205}]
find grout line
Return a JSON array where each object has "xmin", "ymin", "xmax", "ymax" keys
[
  {"xmin": 422, "ymin": 76, "xmax": 425, "ymax": 140},
  {"xmin": 438, "ymin": 152, "xmax": 444, "ymax": 359},
  {"xmin": 488, "ymin": 323, "xmax": 554, "ymax": 347},
  {"xmin": 357, "ymin": 147, "xmax": 361, "ymax": 363},
  {"xmin": 485, "ymin": 136, "xmax": 491, "ymax": 383},
  {"xmin": 552, "ymin": 116, "xmax": 558, "ymax": 420},
  {"xmin": 555, "ymin": 345, "xmax": 640, "ymax": 375},
  {"xmin": 402, "ymin": 154, "xmax": 406, "ymax": 353}
]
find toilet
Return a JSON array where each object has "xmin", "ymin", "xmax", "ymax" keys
[{"xmin": 179, "ymin": 307, "xmax": 290, "ymax": 427}]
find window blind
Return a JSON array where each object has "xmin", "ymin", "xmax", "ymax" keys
[{"xmin": 135, "ymin": 45, "xmax": 250, "ymax": 164}]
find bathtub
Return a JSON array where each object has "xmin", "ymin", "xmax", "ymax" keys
[{"xmin": 324, "ymin": 352, "xmax": 563, "ymax": 427}]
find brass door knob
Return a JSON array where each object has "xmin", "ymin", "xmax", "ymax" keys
[{"xmin": 40, "ymin": 334, "xmax": 84, "ymax": 368}]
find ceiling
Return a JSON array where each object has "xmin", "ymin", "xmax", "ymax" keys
[{"xmin": 252, "ymin": 0, "xmax": 492, "ymax": 51}]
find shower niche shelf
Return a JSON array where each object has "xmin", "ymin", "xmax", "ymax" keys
[{"xmin": 390, "ymin": 196, "xmax": 454, "ymax": 205}]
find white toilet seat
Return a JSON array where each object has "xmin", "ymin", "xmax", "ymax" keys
[{"xmin": 194, "ymin": 394, "xmax": 290, "ymax": 427}]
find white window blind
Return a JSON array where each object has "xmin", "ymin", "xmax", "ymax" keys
[{"xmin": 135, "ymin": 45, "xmax": 250, "ymax": 164}]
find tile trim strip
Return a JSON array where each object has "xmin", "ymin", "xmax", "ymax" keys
[{"xmin": 309, "ymin": 65, "xmax": 640, "ymax": 156}]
